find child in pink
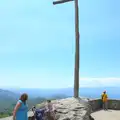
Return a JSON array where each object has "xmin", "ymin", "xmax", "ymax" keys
[{"xmin": 45, "ymin": 100, "xmax": 56, "ymax": 120}]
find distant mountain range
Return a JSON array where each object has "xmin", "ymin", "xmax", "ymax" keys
[
  {"xmin": 0, "ymin": 89, "xmax": 19, "ymax": 112},
  {"xmin": 0, "ymin": 86, "xmax": 120, "ymax": 113},
  {"xmin": 6, "ymin": 87, "xmax": 120, "ymax": 99},
  {"xmin": 0, "ymin": 89, "xmax": 19, "ymax": 100}
]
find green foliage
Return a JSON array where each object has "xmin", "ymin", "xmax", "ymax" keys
[{"xmin": 0, "ymin": 112, "xmax": 10, "ymax": 118}]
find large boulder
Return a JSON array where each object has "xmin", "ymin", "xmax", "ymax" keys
[
  {"xmin": 54, "ymin": 97, "xmax": 92, "ymax": 120},
  {"xmin": 28, "ymin": 97, "xmax": 94, "ymax": 120}
]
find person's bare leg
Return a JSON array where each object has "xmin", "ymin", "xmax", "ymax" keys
[
  {"xmin": 103, "ymin": 102, "xmax": 105, "ymax": 110},
  {"xmin": 105, "ymin": 101, "xmax": 108, "ymax": 110}
]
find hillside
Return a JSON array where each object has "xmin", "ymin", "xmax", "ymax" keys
[
  {"xmin": 0, "ymin": 89, "xmax": 19, "ymax": 112},
  {"xmin": 0, "ymin": 89, "xmax": 19, "ymax": 99}
]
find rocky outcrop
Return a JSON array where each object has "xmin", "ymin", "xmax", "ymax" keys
[
  {"xmin": 29, "ymin": 97, "xmax": 93, "ymax": 120},
  {"xmin": 53, "ymin": 97, "xmax": 92, "ymax": 120}
]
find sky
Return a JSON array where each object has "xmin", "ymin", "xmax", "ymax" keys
[{"xmin": 0, "ymin": 0, "xmax": 120, "ymax": 88}]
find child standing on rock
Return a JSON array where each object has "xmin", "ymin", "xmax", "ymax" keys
[{"xmin": 45, "ymin": 100, "xmax": 56, "ymax": 120}]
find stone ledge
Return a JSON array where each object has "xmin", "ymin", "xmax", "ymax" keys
[{"xmin": 89, "ymin": 99, "xmax": 120, "ymax": 111}]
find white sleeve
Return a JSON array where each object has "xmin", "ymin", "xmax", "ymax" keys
[
  {"xmin": 52, "ymin": 104, "xmax": 56, "ymax": 111},
  {"xmin": 45, "ymin": 104, "xmax": 49, "ymax": 111}
]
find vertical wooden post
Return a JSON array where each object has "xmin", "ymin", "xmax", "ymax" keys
[
  {"xmin": 74, "ymin": 0, "xmax": 79, "ymax": 98},
  {"xmin": 53, "ymin": 0, "xmax": 80, "ymax": 98}
]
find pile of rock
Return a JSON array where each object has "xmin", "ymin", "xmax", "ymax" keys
[
  {"xmin": 54, "ymin": 97, "xmax": 92, "ymax": 120},
  {"xmin": 29, "ymin": 97, "xmax": 94, "ymax": 120}
]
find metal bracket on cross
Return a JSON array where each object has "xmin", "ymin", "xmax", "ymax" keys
[{"xmin": 53, "ymin": 0, "xmax": 74, "ymax": 5}]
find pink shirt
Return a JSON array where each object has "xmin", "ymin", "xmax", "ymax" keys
[{"xmin": 46, "ymin": 103, "xmax": 55, "ymax": 111}]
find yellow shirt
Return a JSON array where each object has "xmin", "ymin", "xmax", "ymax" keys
[{"xmin": 101, "ymin": 93, "xmax": 108, "ymax": 102}]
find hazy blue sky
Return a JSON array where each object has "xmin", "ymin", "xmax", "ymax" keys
[{"xmin": 0, "ymin": 0, "xmax": 120, "ymax": 88}]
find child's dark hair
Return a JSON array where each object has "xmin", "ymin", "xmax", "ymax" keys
[{"xmin": 47, "ymin": 100, "xmax": 51, "ymax": 103}]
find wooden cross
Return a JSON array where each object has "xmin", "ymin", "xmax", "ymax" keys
[{"xmin": 53, "ymin": 0, "xmax": 80, "ymax": 98}]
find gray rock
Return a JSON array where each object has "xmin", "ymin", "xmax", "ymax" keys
[{"xmin": 53, "ymin": 97, "xmax": 92, "ymax": 120}]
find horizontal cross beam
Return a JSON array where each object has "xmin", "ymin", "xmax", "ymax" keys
[{"xmin": 53, "ymin": 0, "xmax": 74, "ymax": 5}]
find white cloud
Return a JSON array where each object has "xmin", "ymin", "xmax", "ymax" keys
[
  {"xmin": 0, "ymin": 71, "xmax": 120, "ymax": 88},
  {"xmin": 80, "ymin": 77, "xmax": 120, "ymax": 88}
]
